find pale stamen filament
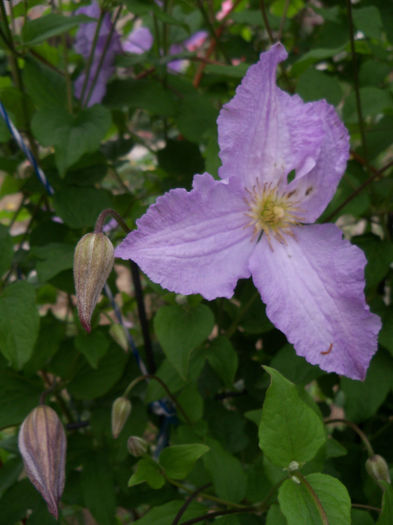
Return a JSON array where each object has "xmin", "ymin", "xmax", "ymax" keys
[{"xmin": 244, "ymin": 182, "xmax": 304, "ymax": 246}]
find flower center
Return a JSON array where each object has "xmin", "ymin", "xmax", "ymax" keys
[{"xmin": 245, "ymin": 181, "xmax": 304, "ymax": 246}]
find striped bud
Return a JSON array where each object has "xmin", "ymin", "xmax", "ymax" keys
[
  {"xmin": 127, "ymin": 436, "xmax": 148, "ymax": 457},
  {"xmin": 18, "ymin": 406, "xmax": 67, "ymax": 519},
  {"xmin": 73, "ymin": 232, "xmax": 114, "ymax": 332},
  {"xmin": 366, "ymin": 454, "xmax": 391, "ymax": 487},
  {"xmin": 111, "ymin": 397, "xmax": 132, "ymax": 438}
]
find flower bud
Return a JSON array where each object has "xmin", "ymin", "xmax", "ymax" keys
[
  {"xmin": 73, "ymin": 232, "xmax": 114, "ymax": 332},
  {"xmin": 127, "ymin": 436, "xmax": 148, "ymax": 457},
  {"xmin": 111, "ymin": 397, "xmax": 132, "ymax": 438},
  {"xmin": 18, "ymin": 405, "xmax": 67, "ymax": 519},
  {"xmin": 366, "ymin": 454, "xmax": 391, "ymax": 487}
]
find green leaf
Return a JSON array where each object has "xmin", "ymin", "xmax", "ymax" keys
[
  {"xmin": 292, "ymin": 46, "xmax": 346, "ymax": 75},
  {"xmin": 75, "ymin": 329, "xmax": 110, "ymax": 369},
  {"xmin": 377, "ymin": 483, "xmax": 393, "ymax": 525},
  {"xmin": 105, "ymin": 78, "xmax": 176, "ymax": 116},
  {"xmin": 157, "ymin": 139, "xmax": 204, "ymax": 190},
  {"xmin": 82, "ymin": 453, "xmax": 116, "ymax": 525},
  {"xmin": 176, "ymin": 94, "xmax": 218, "ymax": 143},
  {"xmin": 271, "ymin": 0, "xmax": 304, "ymax": 18},
  {"xmin": 24, "ymin": 313, "xmax": 65, "ymax": 375},
  {"xmin": 128, "ymin": 457, "xmax": 165, "ymax": 489},
  {"xmin": 207, "ymin": 336, "xmax": 238, "ymax": 387},
  {"xmin": 204, "ymin": 63, "xmax": 250, "ymax": 78},
  {"xmin": 0, "ymin": 281, "xmax": 40, "ymax": 369},
  {"xmin": 22, "ymin": 13, "xmax": 92, "ymax": 46},
  {"xmin": 32, "ymin": 105, "xmax": 111, "ymax": 175},
  {"xmin": 203, "ymin": 440, "xmax": 247, "ymax": 503},
  {"xmin": 353, "ymin": 6, "xmax": 383, "ymax": 40},
  {"xmin": 0, "ymin": 457, "xmax": 23, "ymax": 498},
  {"xmin": 0, "ymin": 360, "xmax": 42, "ymax": 428},
  {"xmin": 154, "ymin": 304, "xmax": 214, "ymax": 379},
  {"xmin": 270, "ymin": 344, "xmax": 323, "ymax": 385},
  {"xmin": 23, "ymin": 58, "xmax": 66, "ymax": 110},
  {"xmin": 259, "ymin": 367, "xmax": 326, "ymax": 467},
  {"xmin": 0, "ymin": 224, "xmax": 13, "ymax": 276},
  {"xmin": 145, "ymin": 359, "xmax": 186, "ymax": 402},
  {"xmin": 31, "ymin": 242, "xmax": 74, "ymax": 282},
  {"xmin": 352, "ymin": 234, "xmax": 393, "ymax": 290},
  {"xmin": 296, "ymin": 69, "xmax": 342, "ymax": 106},
  {"xmin": 131, "ymin": 500, "xmax": 205, "ymax": 525},
  {"xmin": 159, "ymin": 444, "xmax": 210, "ymax": 479},
  {"xmin": 278, "ymin": 473, "xmax": 351, "ymax": 525},
  {"xmin": 341, "ymin": 351, "xmax": 393, "ymax": 422},
  {"xmin": 53, "ymin": 186, "xmax": 112, "ymax": 229},
  {"xmin": 68, "ymin": 344, "xmax": 128, "ymax": 399},
  {"xmin": 380, "ymin": 309, "xmax": 393, "ymax": 357},
  {"xmin": 266, "ymin": 504, "xmax": 287, "ymax": 525},
  {"xmin": 352, "ymin": 508, "xmax": 375, "ymax": 525},
  {"xmin": 343, "ymin": 87, "xmax": 393, "ymax": 123},
  {"xmin": 177, "ymin": 384, "xmax": 204, "ymax": 423}
]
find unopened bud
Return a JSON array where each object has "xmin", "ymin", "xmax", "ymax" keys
[
  {"xmin": 111, "ymin": 397, "xmax": 132, "ymax": 438},
  {"xmin": 18, "ymin": 406, "xmax": 66, "ymax": 519},
  {"xmin": 127, "ymin": 436, "xmax": 148, "ymax": 457},
  {"xmin": 73, "ymin": 232, "xmax": 114, "ymax": 332},
  {"xmin": 366, "ymin": 454, "xmax": 391, "ymax": 487}
]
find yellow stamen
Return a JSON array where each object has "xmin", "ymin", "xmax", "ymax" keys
[{"xmin": 245, "ymin": 181, "xmax": 304, "ymax": 245}]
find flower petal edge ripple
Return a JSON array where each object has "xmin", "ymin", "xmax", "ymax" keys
[{"xmin": 115, "ymin": 43, "xmax": 381, "ymax": 381}]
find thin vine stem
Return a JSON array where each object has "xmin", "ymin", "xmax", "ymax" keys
[
  {"xmin": 94, "ymin": 208, "xmax": 156, "ymax": 372},
  {"xmin": 168, "ymin": 478, "xmax": 250, "ymax": 509},
  {"xmin": 278, "ymin": 0, "xmax": 290, "ymax": 41},
  {"xmin": 179, "ymin": 507, "xmax": 257, "ymax": 525},
  {"xmin": 345, "ymin": 0, "xmax": 367, "ymax": 160},
  {"xmin": 84, "ymin": 5, "xmax": 123, "ymax": 108},
  {"xmin": 324, "ymin": 418, "xmax": 374, "ymax": 457},
  {"xmin": 123, "ymin": 374, "xmax": 191, "ymax": 424},
  {"xmin": 259, "ymin": 0, "xmax": 274, "ymax": 44},
  {"xmin": 295, "ymin": 471, "xmax": 329, "ymax": 525},
  {"xmin": 172, "ymin": 483, "xmax": 211, "ymax": 525},
  {"xmin": 324, "ymin": 154, "xmax": 393, "ymax": 222},
  {"xmin": 79, "ymin": 8, "xmax": 105, "ymax": 107}
]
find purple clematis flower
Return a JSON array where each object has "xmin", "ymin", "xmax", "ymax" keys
[
  {"xmin": 115, "ymin": 43, "xmax": 381, "ymax": 380},
  {"xmin": 123, "ymin": 26, "xmax": 153, "ymax": 55},
  {"xmin": 74, "ymin": 0, "xmax": 122, "ymax": 106},
  {"xmin": 168, "ymin": 30, "xmax": 208, "ymax": 72}
]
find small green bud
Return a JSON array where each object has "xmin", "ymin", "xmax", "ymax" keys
[
  {"xmin": 366, "ymin": 454, "xmax": 391, "ymax": 487},
  {"xmin": 18, "ymin": 406, "xmax": 67, "ymax": 519},
  {"xmin": 73, "ymin": 232, "xmax": 114, "ymax": 332},
  {"xmin": 127, "ymin": 436, "xmax": 148, "ymax": 457},
  {"xmin": 111, "ymin": 397, "xmax": 132, "ymax": 439}
]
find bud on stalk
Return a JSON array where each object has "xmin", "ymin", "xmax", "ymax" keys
[
  {"xmin": 18, "ymin": 406, "xmax": 67, "ymax": 520},
  {"xmin": 73, "ymin": 232, "xmax": 114, "ymax": 332},
  {"xmin": 111, "ymin": 396, "xmax": 132, "ymax": 438},
  {"xmin": 366, "ymin": 454, "xmax": 391, "ymax": 487},
  {"xmin": 127, "ymin": 436, "xmax": 148, "ymax": 457}
]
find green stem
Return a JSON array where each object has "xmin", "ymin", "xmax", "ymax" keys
[
  {"xmin": 295, "ymin": 471, "xmax": 329, "ymax": 525},
  {"xmin": 324, "ymin": 418, "xmax": 374, "ymax": 457},
  {"xmin": 346, "ymin": 0, "xmax": 367, "ymax": 160},
  {"xmin": 94, "ymin": 207, "xmax": 130, "ymax": 234},
  {"xmin": 259, "ymin": 0, "xmax": 274, "ymax": 44},
  {"xmin": 79, "ymin": 8, "xmax": 105, "ymax": 107},
  {"xmin": 179, "ymin": 507, "xmax": 257, "ymax": 525},
  {"xmin": 225, "ymin": 291, "xmax": 259, "ymax": 337},
  {"xmin": 278, "ymin": 0, "xmax": 290, "ymax": 40},
  {"xmin": 123, "ymin": 374, "xmax": 191, "ymax": 424},
  {"xmin": 84, "ymin": 5, "xmax": 122, "ymax": 108},
  {"xmin": 58, "ymin": 0, "xmax": 73, "ymax": 114},
  {"xmin": 0, "ymin": 0, "xmax": 38, "ymax": 157},
  {"xmin": 168, "ymin": 478, "xmax": 249, "ymax": 509},
  {"xmin": 325, "ymin": 156, "xmax": 393, "ymax": 221}
]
